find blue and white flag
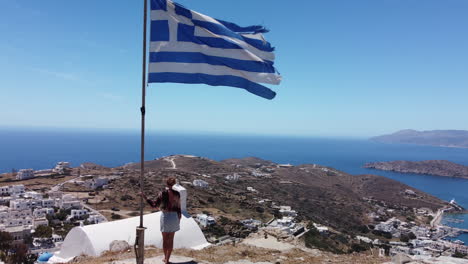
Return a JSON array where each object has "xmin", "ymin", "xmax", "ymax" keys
[{"xmin": 148, "ymin": 0, "xmax": 281, "ymax": 99}]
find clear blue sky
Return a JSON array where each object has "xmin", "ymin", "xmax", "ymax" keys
[{"xmin": 1, "ymin": 0, "xmax": 467, "ymax": 137}]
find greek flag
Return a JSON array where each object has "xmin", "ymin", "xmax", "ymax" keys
[{"xmin": 148, "ymin": 0, "xmax": 281, "ymax": 99}]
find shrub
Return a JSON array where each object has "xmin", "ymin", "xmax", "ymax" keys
[
  {"xmin": 121, "ymin": 194, "xmax": 134, "ymax": 201},
  {"xmin": 400, "ymin": 234, "xmax": 409, "ymax": 242},
  {"xmin": 111, "ymin": 213, "xmax": 122, "ymax": 220},
  {"xmin": 0, "ymin": 231, "xmax": 13, "ymax": 251},
  {"xmin": 33, "ymin": 225, "xmax": 53, "ymax": 238},
  {"xmin": 453, "ymin": 250, "xmax": 467, "ymax": 259},
  {"xmin": 350, "ymin": 242, "xmax": 370, "ymax": 253}
]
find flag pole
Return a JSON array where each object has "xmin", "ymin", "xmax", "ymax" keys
[{"xmin": 135, "ymin": 0, "xmax": 148, "ymax": 263}]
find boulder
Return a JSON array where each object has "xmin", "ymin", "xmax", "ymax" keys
[
  {"xmin": 109, "ymin": 240, "xmax": 130, "ymax": 252},
  {"xmin": 391, "ymin": 253, "xmax": 412, "ymax": 264}
]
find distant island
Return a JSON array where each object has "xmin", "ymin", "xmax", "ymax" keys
[
  {"xmin": 364, "ymin": 160, "xmax": 468, "ymax": 179},
  {"xmin": 371, "ymin": 129, "xmax": 468, "ymax": 148}
]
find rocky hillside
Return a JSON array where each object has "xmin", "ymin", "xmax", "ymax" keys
[
  {"xmin": 364, "ymin": 160, "xmax": 468, "ymax": 179},
  {"xmin": 95, "ymin": 155, "xmax": 447, "ymax": 245},
  {"xmin": 371, "ymin": 129, "xmax": 468, "ymax": 148}
]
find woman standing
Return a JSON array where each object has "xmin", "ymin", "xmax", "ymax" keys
[{"xmin": 142, "ymin": 177, "xmax": 181, "ymax": 264}]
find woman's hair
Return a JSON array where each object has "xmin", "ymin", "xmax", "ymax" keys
[{"xmin": 166, "ymin": 177, "xmax": 176, "ymax": 187}]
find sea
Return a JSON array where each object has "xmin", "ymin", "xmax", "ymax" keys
[{"xmin": 1, "ymin": 128, "xmax": 467, "ymax": 243}]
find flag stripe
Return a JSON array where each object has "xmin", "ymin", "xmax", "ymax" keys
[
  {"xmin": 150, "ymin": 42, "xmax": 274, "ymax": 62},
  {"xmin": 216, "ymin": 19, "xmax": 268, "ymax": 34},
  {"xmin": 149, "ymin": 62, "xmax": 281, "ymax": 85},
  {"xmin": 190, "ymin": 25, "xmax": 275, "ymax": 61},
  {"xmin": 151, "ymin": 0, "xmax": 167, "ymax": 11},
  {"xmin": 191, "ymin": 20, "xmax": 274, "ymax": 52},
  {"xmin": 149, "ymin": 52, "xmax": 275, "ymax": 73},
  {"xmin": 148, "ymin": 72, "xmax": 276, "ymax": 99}
]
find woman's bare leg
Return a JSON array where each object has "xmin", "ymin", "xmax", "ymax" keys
[
  {"xmin": 162, "ymin": 232, "xmax": 169, "ymax": 263},
  {"xmin": 166, "ymin": 232, "xmax": 175, "ymax": 263}
]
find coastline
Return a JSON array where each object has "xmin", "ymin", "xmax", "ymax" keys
[{"xmin": 431, "ymin": 208, "xmax": 446, "ymax": 228}]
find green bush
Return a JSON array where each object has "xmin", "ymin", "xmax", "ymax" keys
[
  {"xmin": 453, "ymin": 250, "xmax": 467, "ymax": 259},
  {"xmin": 304, "ymin": 226, "xmax": 342, "ymax": 254},
  {"xmin": 120, "ymin": 194, "xmax": 134, "ymax": 201},
  {"xmin": 111, "ymin": 213, "xmax": 122, "ymax": 219},
  {"xmin": 33, "ymin": 225, "xmax": 53, "ymax": 238}
]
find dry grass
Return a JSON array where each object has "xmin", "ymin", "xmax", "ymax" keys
[{"xmin": 0, "ymin": 174, "xmax": 77, "ymax": 190}]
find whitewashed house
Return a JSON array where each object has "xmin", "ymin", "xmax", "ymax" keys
[
  {"xmin": 5, "ymin": 217, "xmax": 33, "ymax": 227},
  {"xmin": 8, "ymin": 185, "xmax": 25, "ymax": 196},
  {"xmin": 69, "ymin": 209, "xmax": 88, "ymax": 220},
  {"xmin": 193, "ymin": 179, "xmax": 209, "ymax": 188},
  {"xmin": 225, "ymin": 173, "xmax": 240, "ymax": 181},
  {"xmin": 3, "ymin": 226, "xmax": 31, "ymax": 241},
  {"xmin": 24, "ymin": 191, "xmax": 43, "ymax": 200},
  {"xmin": 17, "ymin": 169, "xmax": 35, "ymax": 180},
  {"xmin": 33, "ymin": 208, "xmax": 54, "ymax": 218},
  {"xmin": 279, "ymin": 206, "xmax": 298, "ymax": 217},
  {"xmin": 42, "ymin": 198, "xmax": 54, "ymax": 208},
  {"xmin": 33, "ymin": 217, "xmax": 49, "ymax": 228},
  {"xmin": 8, "ymin": 209, "xmax": 33, "ymax": 219},
  {"xmin": 196, "ymin": 214, "xmax": 216, "ymax": 227},
  {"xmin": 246, "ymin": 187, "xmax": 258, "ymax": 192},
  {"xmin": 0, "ymin": 186, "xmax": 9, "ymax": 196},
  {"xmin": 87, "ymin": 214, "xmax": 105, "ymax": 224},
  {"xmin": 10, "ymin": 199, "xmax": 31, "ymax": 210},
  {"xmin": 53, "ymin": 162, "xmax": 71, "ymax": 174},
  {"xmin": 59, "ymin": 194, "xmax": 82, "ymax": 210},
  {"xmin": 84, "ymin": 177, "xmax": 109, "ymax": 190}
]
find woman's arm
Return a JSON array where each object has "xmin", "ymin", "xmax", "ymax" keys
[
  {"xmin": 144, "ymin": 192, "xmax": 162, "ymax": 208},
  {"xmin": 177, "ymin": 206, "xmax": 182, "ymax": 220}
]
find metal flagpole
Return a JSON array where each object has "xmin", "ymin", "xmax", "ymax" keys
[{"xmin": 135, "ymin": 0, "xmax": 148, "ymax": 263}]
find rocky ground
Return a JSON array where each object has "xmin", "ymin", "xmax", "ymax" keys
[{"xmin": 70, "ymin": 243, "xmax": 389, "ymax": 264}]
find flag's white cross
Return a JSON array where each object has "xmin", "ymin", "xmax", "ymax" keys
[{"xmin": 153, "ymin": 2, "xmax": 194, "ymax": 42}]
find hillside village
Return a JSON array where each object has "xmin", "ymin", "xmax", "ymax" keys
[{"xmin": 0, "ymin": 155, "xmax": 467, "ymax": 263}]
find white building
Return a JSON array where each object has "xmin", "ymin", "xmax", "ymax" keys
[
  {"xmin": 8, "ymin": 209, "xmax": 33, "ymax": 219},
  {"xmin": 84, "ymin": 177, "xmax": 109, "ymax": 190},
  {"xmin": 33, "ymin": 217, "xmax": 48, "ymax": 228},
  {"xmin": 10, "ymin": 199, "xmax": 32, "ymax": 210},
  {"xmin": 8, "ymin": 185, "xmax": 25, "ymax": 196},
  {"xmin": 52, "ymin": 234, "xmax": 63, "ymax": 243},
  {"xmin": 87, "ymin": 214, "xmax": 106, "ymax": 224},
  {"xmin": 5, "ymin": 217, "xmax": 33, "ymax": 227},
  {"xmin": 193, "ymin": 179, "xmax": 209, "ymax": 188},
  {"xmin": 0, "ymin": 186, "xmax": 10, "ymax": 196},
  {"xmin": 17, "ymin": 169, "xmax": 35, "ymax": 180},
  {"xmin": 42, "ymin": 198, "xmax": 54, "ymax": 208},
  {"xmin": 24, "ymin": 191, "xmax": 43, "ymax": 200},
  {"xmin": 196, "ymin": 214, "xmax": 216, "ymax": 227},
  {"xmin": 246, "ymin": 187, "xmax": 258, "ymax": 192},
  {"xmin": 279, "ymin": 206, "xmax": 298, "ymax": 217},
  {"xmin": 33, "ymin": 208, "xmax": 54, "ymax": 218},
  {"xmin": 59, "ymin": 194, "xmax": 82, "ymax": 210},
  {"xmin": 225, "ymin": 173, "xmax": 240, "ymax": 181},
  {"xmin": 53, "ymin": 161, "xmax": 71, "ymax": 174},
  {"xmin": 3, "ymin": 225, "xmax": 31, "ymax": 241},
  {"xmin": 240, "ymin": 219, "xmax": 262, "ymax": 229},
  {"xmin": 69, "ymin": 209, "xmax": 88, "ymax": 220}
]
